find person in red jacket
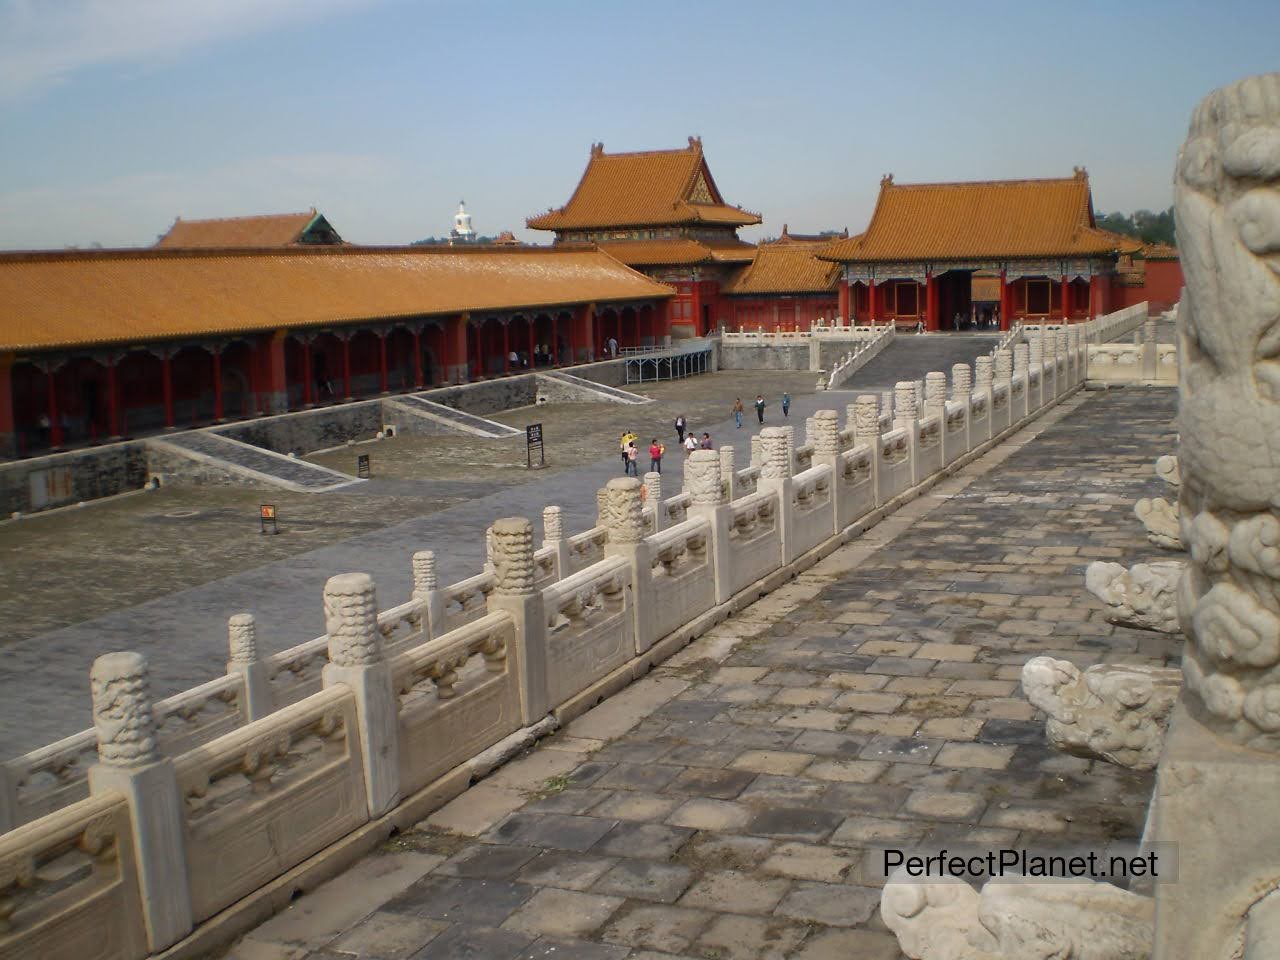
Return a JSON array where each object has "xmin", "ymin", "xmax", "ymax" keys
[{"xmin": 649, "ymin": 438, "xmax": 665, "ymax": 473}]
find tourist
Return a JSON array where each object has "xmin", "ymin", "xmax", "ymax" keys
[
  {"xmin": 683, "ymin": 432, "xmax": 698, "ymax": 455},
  {"xmin": 607, "ymin": 335, "xmax": 619, "ymax": 358},
  {"xmin": 675, "ymin": 414, "xmax": 687, "ymax": 443},
  {"xmin": 700, "ymin": 432, "xmax": 713, "ymax": 450},
  {"xmin": 755, "ymin": 395, "xmax": 766, "ymax": 424},
  {"xmin": 508, "ymin": 349, "xmax": 519, "ymax": 369},
  {"xmin": 733, "ymin": 397, "xmax": 744, "ymax": 428},
  {"xmin": 620, "ymin": 429, "xmax": 638, "ymax": 473},
  {"xmin": 626, "ymin": 441, "xmax": 639, "ymax": 476},
  {"xmin": 649, "ymin": 437, "xmax": 664, "ymax": 473},
  {"xmin": 782, "ymin": 392, "xmax": 791, "ymax": 418}
]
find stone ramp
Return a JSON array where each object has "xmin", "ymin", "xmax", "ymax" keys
[
  {"xmin": 390, "ymin": 395, "xmax": 523, "ymax": 438},
  {"xmin": 836, "ymin": 334, "xmax": 1000, "ymax": 394},
  {"xmin": 538, "ymin": 371, "xmax": 652, "ymax": 405},
  {"xmin": 150, "ymin": 432, "xmax": 362, "ymax": 492}
]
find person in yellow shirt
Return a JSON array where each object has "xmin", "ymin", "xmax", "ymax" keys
[{"xmin": 620, "ymin": 430, "xmax": 638, "ymax": 473}]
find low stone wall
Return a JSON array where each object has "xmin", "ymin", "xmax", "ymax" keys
[
  {"xmin": 216, "ymin": 402, "xmax": 385, "ymax": 456},
  {"xmin": 719, "ymin": 341, "xmax": 810, "ymax": 371},
  {"xmin": 0, "ymin": 441, "xmax": 150, "ymax": 516},
  {"xmin": 0, "ymin": 328, "xmax": 1105, "ymax": 960}
]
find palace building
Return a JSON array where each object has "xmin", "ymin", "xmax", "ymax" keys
[
  {"xmin": 819, "ymin": 170, "xmax": 1168, "ymax": 330},
  {"xmin": 0, "ymin": 245, "xmax": 670, "ymax": 457},
  {"xmin": 528, "ymin": 137, "xmax": 760, "ymax": 337}
]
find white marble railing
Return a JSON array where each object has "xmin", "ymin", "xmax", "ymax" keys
[
  {"xmin": 0, "ymin": 333, "xmax": 1095, "ymax": 960},
  {"xmin": 824, "ymin": 322, "xmax": 896, "ymax": 390}
]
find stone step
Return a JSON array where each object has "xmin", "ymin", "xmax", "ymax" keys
[
  {"xmin": 149, "ymin": 432, "xmax": 361, "ymax": 492},
  {"xmin": 392, "ymin": 395, "xmax": 523, "ymax": 438}
]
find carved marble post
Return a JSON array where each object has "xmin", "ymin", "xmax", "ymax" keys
[
  {"xmin": 750, "ymin": 434, "xmax": 762, "ymax": 469},
  {"xmin": 853, "ymin": 395, "xmax": 880, "ymax": 447},
  {"xmin": 758, "ymin": 427, "xmax": 797, "ymax": 564},
  {"xmin": 226, "ymin": 613, "xmax": 272, "ymax": 721},
  {"xmin": 994, "ymin": 349, "xmax": 1013, "ymax": 384},
  {"xmin": 411, "ymin": 549, "xmax": 445, "ymax": 639},
  {"xmin": 603, "ymin": 478, "xmax": 652, "ymax": 652},
  {"xmin": 1056, "ymin": 328, "xmax": 1073, "ymax": 385},
  {"xmin": 595, "ymin": 488, "xmax": 609, "ymax": 527},
  {"xmin": 719, "ymin": 445, "xmax": 736, "ymax": 502},
  {"xmin": 685, "ymin": 449, "xmax": 732, "ymax": 603},
  {"xmin": 87, "ymin": 652, "xmax": 193, "ymax": 950},
  {"xmin": 642, "ymin": 472, "xmax": 663, "ymax": 533},
  {"xmin": 893, "ymin": 381, "xmax": 922, "ymax": 484},
  {"xmin": 321, "ymin": 573, "xmax": 401, "ymax": 817},
  {"xmin": 923, "ymin": 371, "xmax": 947, "ymax": 417},
  {"xmin": 485, "ymin": 518, "xmax": 548, "ymax": 723},
  {"xmin": 1150, "ymin": 71, "xmax": 1280, "ymax": 959},
  {"xmin": 542, "ymin": 505, "xmax": 571, "ymax": 579},
  {"xmin": 810, "ymin": 410, "xmax": 842, "ymax": 534},
  {"xmin": 1141, "ymin": 317, "xmax": 1158, "ymax": 382},
  {"xmin": 1012, "ymin": 344, "xmax": 1032, "ymax": 418},
  {"xmin": 951, "ymin": 362, "xmax": 972, "ymax": 402}
]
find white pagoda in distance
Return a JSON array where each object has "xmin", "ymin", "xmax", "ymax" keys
[{"xmin": 449, "ymin": 201, "xmax": 476, "ymax": 244}]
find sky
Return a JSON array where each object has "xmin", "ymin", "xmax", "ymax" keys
[{"xmin": 0, "ymin": 0, "xmax": 1276, "ymax": 250}]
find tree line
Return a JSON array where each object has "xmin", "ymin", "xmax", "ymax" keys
[{"xmin": 1095, "ymin": 207, "xmax": 1176, "ymax": 247}]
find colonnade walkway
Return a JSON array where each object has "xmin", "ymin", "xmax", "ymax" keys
[{"xmin": 224, "ymin": 387, "xmax": 1179, "ymax": 960}]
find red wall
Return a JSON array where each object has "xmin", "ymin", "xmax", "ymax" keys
[{"xmin": 1112, "ymin": 260, "xmax": 1183, "ymax": 313}]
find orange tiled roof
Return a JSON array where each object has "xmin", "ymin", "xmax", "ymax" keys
[
  {"xmin": 1141, "ymin": 241, "xmax": 1179, "ymax": 259},
  {"xmin": 597, "ymin": 239, "xmax": 715, "ymax": 266},
  {"xmin": 155, "ymin": 210, "xmax": 333, "ymax": 248},
  {"xmin": 724, "ymin": 240, "xmax": 840, "ymax": 295},
  {"xmin": 528, "ymin": 138, "xmax": 761, "ymax": 231},
  {"xmin": 0, "ymin": 247, "xmax": 672, "ymax": 353},
  {"xmin": 822, "ymin": 171, "xmax": 1134, "ymax": 262}
]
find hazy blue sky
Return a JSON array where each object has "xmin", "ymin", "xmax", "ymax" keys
[{"xmin": 1, "ymin": 0, "xmax": 1276, "ymax": 250}]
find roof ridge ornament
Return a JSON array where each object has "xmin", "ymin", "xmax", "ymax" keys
[
  {"xmin": 591, "ymin": 142, "xmax": 604, "ymax": 157},
  {"xmin": 881, "ymin": 173, "xmax": 894, "ymax": 187},
  {"xmin": 1073, "ymin": 166, "xmax": 1088, "ymax": 179}
]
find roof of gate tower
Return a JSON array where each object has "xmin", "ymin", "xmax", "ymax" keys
[
  {"xmin": 527, "ymin": 137, "xmax": 762, "ymax": 231},
  {"xmin": 155, "ymin": 209, "xmax": 343, "ymax": 248},
  {"xmin": 821, "ymin": 170, "xmax": 1143, "ymax": 262}
]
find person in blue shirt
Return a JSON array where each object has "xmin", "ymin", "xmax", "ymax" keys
[{"xmin": 782, "ymin": 392, "xmax": 792, "ymax": 418}]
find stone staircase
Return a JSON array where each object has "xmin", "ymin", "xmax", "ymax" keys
[
  {"xmin": 149, "ymin": 432, "xmax": 361, "ymax": 492},
  {"xmin": 835, "ymin": 334, "xmax": 1002, "ymax": 393},
  {"xmin": 387, "ymin": 395, "xmax": 523, "ymax": 438}
]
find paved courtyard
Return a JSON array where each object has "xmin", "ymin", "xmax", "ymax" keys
[{"xmin": 223, "ymin": 387, "xmax": 1180, "ymax": 960}]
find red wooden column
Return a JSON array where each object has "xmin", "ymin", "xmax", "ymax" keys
[
  {"xmin": 105, "ymin": 355, "xmax": 120, "ymax": 437},
  {"xmin": 999, "ymin": 271, "xmax": 1011, "ymax": 331},
  {"xmin": 302, "ymin": 337, "xmax": 314, "ymax": 405},
  {"xmin": 924, "ymin": 274, "xmax": 938, "ymax": 331},
  {"xmin": 412, "ymin": 328, "xmax": 424, "ymax": 387},
  {"xmin": 552, "ymin": 315, "xmax": 561, "ymax": 366},
  {"xmin": 161, "ymin": 350, "xmax": 175, "ymax": 428},
  {"xmin": 1060, "ymin": 275, "xmax": 1071, "ymax": 320},
  {"xmin": 376, "ymin": 331, "xmax": 389, "ymax": 393},
  {"xmin": 1088, "ymin": 274, "xmax": 1100, "ymax": 319},
  {"xmin": 501, "ymin": 320, "xmax": 511, "ymax": 374},
  {"xmin": 473, "ymin": 321, "xmax": 484, "ymax": 379},
  {"xmin": 868, "ymin": 280, "xmax": 877, "ymax": 323},
  {"xmin": 212, "ymin": 347, "xmax": 225, "ymax": 421},
  {"xmin": 262, "ymin": 330, "xmax": 289, "ymax": 413},
  {"xmin": 528, "ymin": 318, "xmax": 536, "ymax": 369},
  {"xmin": 45, "ymin": 363, "xmax": 63, "ymax": 448},
  {"xmin": 837, "ymin": 279, "xmax": 851, "ymax": 323},
  {"xmin": 447, "ymin": 314, "xmax": 469, "ymax": 383},
  {"xmin": 341, "ymin": 335, "xmax": 352, "ymax": 400},
  {"xmin": 690, "ymin": 282, "xmax": 703, "ymax": 335},
  {"xmin": 0, "ymin": 354, "xmax": 16, "ymax": 457}
]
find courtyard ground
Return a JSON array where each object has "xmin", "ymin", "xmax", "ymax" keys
[
  {"xmin": 0, "ymin": 370, "xmax": 819, "ymax": 646},
  {"xmin": 221, "ymin": 387, "xmax": 1180, "ymax": 960}
]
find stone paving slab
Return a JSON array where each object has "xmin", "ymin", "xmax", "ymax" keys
[{"xmin": 221, "ymin": 387, "xmax": 1180, "ymax": 960}]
